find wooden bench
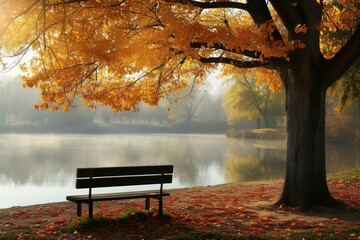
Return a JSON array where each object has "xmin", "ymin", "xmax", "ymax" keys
[{"xmin": 66, "ymin": 165, "xmax": 173, "ymax": 218}]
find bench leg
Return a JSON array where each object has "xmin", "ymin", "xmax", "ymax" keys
[
  {"xmin": 77, "ymin": 202, "xmax": 82, "ymax": 217},
  {"xmin": 159, "ymin": 196, "xmax": 163, "ymax": 216},
  {"xmin": 145, "ymin": 197, "xmax": 150, "ymax": 210},
  {"xmin": 89, "ymin": 201, "xmax": 93, "ymax": 218}
]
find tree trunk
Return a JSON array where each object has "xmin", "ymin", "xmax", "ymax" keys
[
  {"xmin": 277, "ymin": 70, "xmax": 338, "ymax": 209},
  {"xmin": 262, "ymin": 114, "xmax": 276, "ymax": 128},
  {"xmin": 256, "ymin": 118, "xmax": 261, "ymax": 129}
]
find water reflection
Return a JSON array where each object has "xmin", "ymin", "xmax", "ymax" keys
[
  {"xmin": 223, "ymin": 139, "xmax": 286, "ymax": 182},
  {"xmin": 0, "ymin": 134, "xmax": 358, "ymax": 208},
  {"xmin": 0, "ymin": 134, "xmax": 227, "ymax": 188},
  {"xmin": 326, "ymin": 143, "xmax": 360, "ymax": 173}
]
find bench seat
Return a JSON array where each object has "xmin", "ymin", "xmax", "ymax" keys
[
  {"xmin": 66, "ymin": 190, "xmax": 170, "ymax": 202},
  {"xmin": 66, "ymin": 165, "xmax": 173, "ymax": 218}
]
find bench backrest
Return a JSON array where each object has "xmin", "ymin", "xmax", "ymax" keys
[{"xmin": 75, "ymin": 165, "xmax": 173, "ymax": 189}]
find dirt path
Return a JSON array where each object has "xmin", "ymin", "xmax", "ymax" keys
[{"xmin": 0, "ymin": 180, "xmax": 359, "ymax": 239}]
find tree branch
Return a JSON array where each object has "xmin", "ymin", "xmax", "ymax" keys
[
  {"xmin": 189, "ymin": 0, "xmax": 248, "ymax": 10},
  {"xmin": 198, "ymin": 56, "xmax": 274, "ymax": 70},
  {"xmin": 190, "ymin": 41, "xmax": 288, "ymax": 68},
  {"xmin": 190, "ymin": 41, "xmax": 261, "ymax": 60},
  {"xmin": 164, "ymin": 0, "xmax": 249, "ymax": 10},
  {"xmin": 45, "ymin": 0, "xmax": 87, "ymax": 7},
  {"xmin": 324, "ymin": 25, "xmax": 360, "ymax": 89},
  {"xmin": 269, "ymin": 0, "xmax": 302, "ymax": 38},
  {"xmin": 245, "ymin": 0, "xmax": 283, "ymax": 42}
]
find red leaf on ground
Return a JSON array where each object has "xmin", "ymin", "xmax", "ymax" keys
[
  {"xmin": 207, "ymin": 217, "xmax": 218, "ymax": 222},
  {"xmin": 14, "ymin": 225, "xmax": 26, "ymax": 229},
  {"xmin": 55, "ymin": 218, "xmax": 67, "ymax": 224},
  {"xmin": 46, "ymin": 224, "xmax": 56, "ymax": 231},
  {"xmin": 30, "ymin": 219, "xmax": 44, "ymax": 224},
  {"xmin": 38, "ymin": 233, "xmax": 46, "ymax": 238},
  {"xmin": 49, "ymin": 211, "xmax": 61, "ymax": 217}
]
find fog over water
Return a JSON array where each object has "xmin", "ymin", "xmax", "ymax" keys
[{"xmin": 0, "ymin": 134, "xmax": 358, "ymax": 209}]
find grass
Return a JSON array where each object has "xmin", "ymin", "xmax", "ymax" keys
[
  {"xmin": 115, "ymin": 207, "xmax": 157, "ymax": 219},
  {"xmin": 327, "ymin": 166, "xmax": 360, "ymax": 182},
  {"xmin": 68, "ymin": 215, "xmax": 108, "ymax": 233},
  {"xmin": 68, "ymin": 208, "xmax": 171, "ymax": 234}
]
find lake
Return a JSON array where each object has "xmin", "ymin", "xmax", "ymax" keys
[{"xmin": 0, "ymin": 134, "xmax": 358, "ymax": 209}]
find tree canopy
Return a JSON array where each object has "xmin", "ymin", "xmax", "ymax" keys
[{"xmin": 1, "ymin": 0, "xmax": 357, "ymax": 112}]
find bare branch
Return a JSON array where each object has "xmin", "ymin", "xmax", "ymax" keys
[
  {"xmin": 190, "ymin": 41, "xmax": 261, "ymax": 60},
  {"xmin": 198, "ymin": 56, "xmax": 275, "ymax": 70},
  {"xmin": 45, "ymin": 0, "xmax": 87, "ymax": 7},
  {"xmin": 269, "ymin": 0, "xmax": 302, "ymax": 38},
  {"xmin": 163, "ymin": 0, "xmax": 249, "ymax": 10}
]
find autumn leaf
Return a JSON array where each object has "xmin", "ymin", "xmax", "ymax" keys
[
  {"xmin": 55, "ymin": 218, "xmax": 67, "ymax": 224},
  {"xmin": 49, "ymin": 211, "xmax": 61, "ymax": 217},
  {"xmin": 294, "ymin": 24, "xmax": 308, "ymax": 34}
]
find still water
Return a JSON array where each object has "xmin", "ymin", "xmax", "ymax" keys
[{"xmin": 0, "ymin": 134, "xmax": 358, "ymax": 209}]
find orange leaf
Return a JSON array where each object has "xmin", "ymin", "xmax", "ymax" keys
[{"xmin": 55, "ymin": 218, "xmax": 67, "ymax": 224}]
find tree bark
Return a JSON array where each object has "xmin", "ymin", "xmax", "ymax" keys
[{"xmin": 276, "ymin": 69, "xmax": 338, "ymax": 209}]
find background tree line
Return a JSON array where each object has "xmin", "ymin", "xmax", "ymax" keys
[
  {"xmin": 0, "ymin": 75, "xmax": 227, "ymax": 133},
  {"xmin": 1, "ymin": 70, "xmax": 358, "ymax": 143}
]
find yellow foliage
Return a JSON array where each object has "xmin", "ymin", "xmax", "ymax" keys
[
  {"xmin": 320, "ymin": 0, "xmax": 359, "ymax": 58},
  {"xmin": 0, "ymin": 0, "xmax": 357, "ymax": 111}
]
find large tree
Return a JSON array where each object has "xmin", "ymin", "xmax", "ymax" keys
[{"xmin": 0, "ymin": 0, "xmax": 359, "ymax": 208}]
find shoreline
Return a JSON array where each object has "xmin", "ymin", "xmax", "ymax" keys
[{"xmin": 2, "ymin": 168, "xmax": 359, "ymax": 211}]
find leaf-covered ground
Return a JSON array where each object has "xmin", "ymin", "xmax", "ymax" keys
[{"xmin": 0, "ymin": 175, "xmax": 359, "ymax": 240}]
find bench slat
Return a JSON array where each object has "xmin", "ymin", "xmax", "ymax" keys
[
  {"xmin": 77, "ymin": 165, "xmax": 173, "ymax": 178},
  {"xmin": 66, "ymin": 190, "xmax": 170, "ymax": 202},
  {"xmin": 76, "ymin": 175, "xmax": 173, "ymax": 189}
]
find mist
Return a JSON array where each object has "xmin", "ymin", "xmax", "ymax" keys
[{"xmin": 0, "ymin": 74, "xmax": 234, "ymax": 134}]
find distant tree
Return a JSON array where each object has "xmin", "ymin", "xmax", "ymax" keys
[
  {"xmin": 197, "ymin": 93, "xmax": 226, "ymax": 123},
  {"xmin": 136, "ymin": 101, "xmax": 170, "ymax": 125},
  {"xmin": 151, "ymin": 101, "xmax": 171, "ymax": 125},
  {"xmin": 119, "ymin": 110, "xmax": 138, "ymax": 124},
  {"xmin": 169, "ymin": 85, "xmax": 206, "ymax": 124},
  {"xmin": 0, "ymin": 78, "xmax": 10, "ymax": 122},
  {"xmin": 326, "ymin": 101, "xmax": 360, "ymax": 143},
  {"xmin": 328, "ymin": 58, "xmax": 360, "ymax": 111},
  {"xmin": 223, "ymin": 73, "xmax": 285, "ymax": 128},
  {"xmin": 0, "ymin": 76, "xmax": 39, "ymax": 122},
  {"xmin": 98, "ymin": 108, "xmax": 113, "ymax": 123}
]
